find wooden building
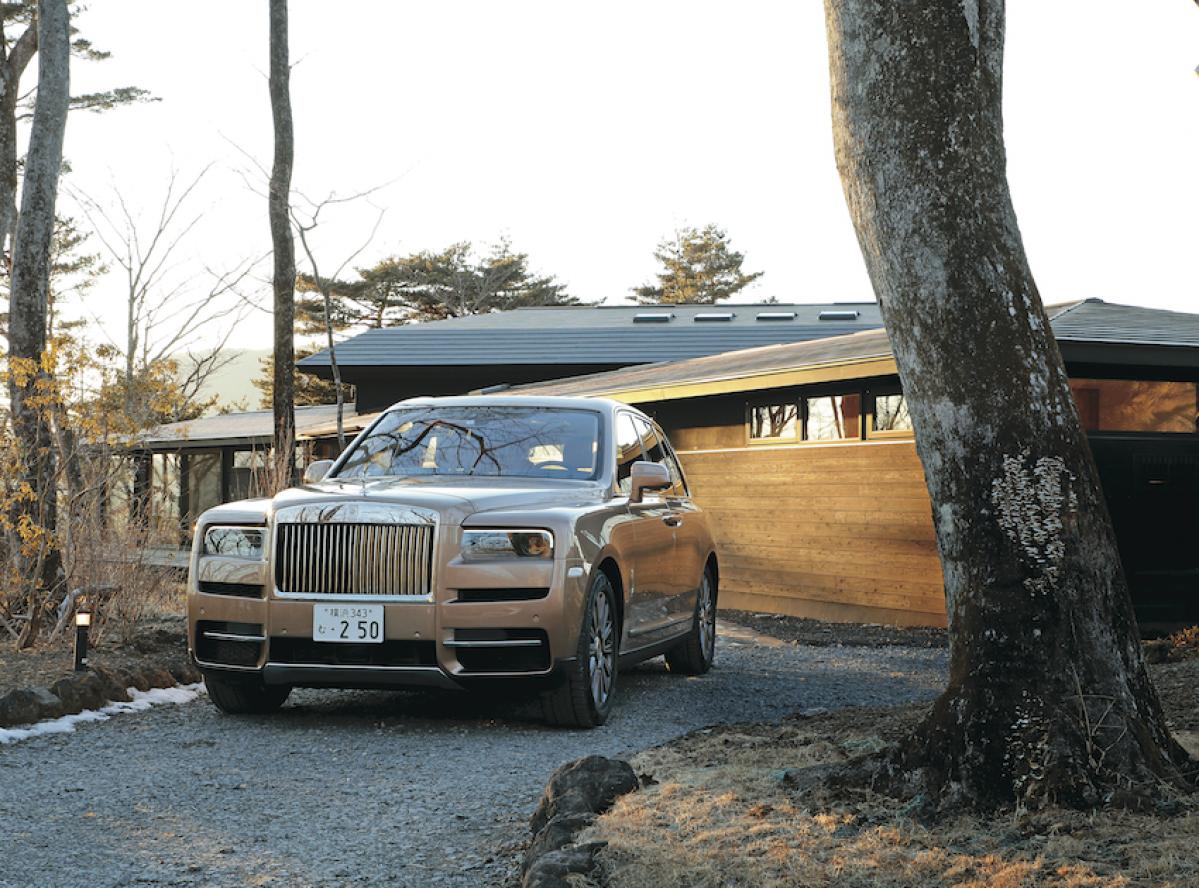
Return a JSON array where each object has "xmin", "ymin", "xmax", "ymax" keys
[
  {"xmin": 131, "ymin": 302, "xmax": 884, "ymax": 535},
  {"xmin": 298, "ymin": 302, "xmax": 884, "ymax": 410},
  {"xmin": 517, "ymin": 300, "xmax": 1199, "ymax": 629},
  {"xmin": 128, "ymin": 405, "xmax": 363, "ymax": 546}
]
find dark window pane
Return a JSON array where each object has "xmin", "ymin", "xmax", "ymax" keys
[
  {"xmin": 873, "ymin": 394, "xmax": 912, "ymax": 433},
  {"xmin": 188, "ymin": 452, "xmax": 222, "ymax": 521},
  {"xmin": 750, "ymin": 404, "xmax": 798, "ymax": 440},
  {"xmin": 150, "ymin": 453, "xmax": 180, "ymax": 543},
  {"xmin": 1069, "ymin": 379, "xmax": 1198, "ymax": 433},
  {"xmin": 634, "ymin": 417, "xmax": 685, "ymax": 496},
  {"xmin": 615, "ymin": 413, "xmax": 643, "ymax": 495},
  {"xmin": 805, "ymin": 394, "xmax": 862, "ymax": 441},
  {"xmin": 231, "ymin": 449, "xmax": 269, "ymax": 501}
]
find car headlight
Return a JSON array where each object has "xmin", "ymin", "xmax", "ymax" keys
[
  {"xmin": 460, "ymin": 529, "xmax": 554, "ymax": 561},
  {"xmin": 203, "ymin": 525, "xmax": 267, "ymax": 560}
]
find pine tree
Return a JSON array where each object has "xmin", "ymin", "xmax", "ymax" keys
[
  {"xmin": 295, "ymin": 240, "xmax": 575, "ymax": 330},
  {"xmin": 633, "ymin": 224, "xmax": 762, "ymax": 304}
]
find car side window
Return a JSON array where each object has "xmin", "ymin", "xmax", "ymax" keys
[
  {"xmin": 659, "ymin": 432, "xmax": 689, "ymax": 497},
  {"xmin": 633, "ymin": 417, "xmax": 686, "ymax": 498},
  {"xmin": 614, "ymin": 413, "xmax": 644, "ymax": 496}
]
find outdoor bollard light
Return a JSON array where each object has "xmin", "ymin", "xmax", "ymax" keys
[{"xmin": 74, "ymin": 609, "xmax": 91, "ymax": 672}]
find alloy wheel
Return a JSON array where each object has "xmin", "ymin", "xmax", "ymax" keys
[
  {"xmin": 697, "ymin": 572, "xmax": 715, "ymax": 663},
  {"xmin": 588, "ymin": 589, "xmax": 616, "ymax": 708}
]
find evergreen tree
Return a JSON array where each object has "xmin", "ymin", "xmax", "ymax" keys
[
  {"xmin": 295, "ymin": 240, "xmax": 575, "ymax": 331},
  {"xmin": 634, "ymin": 224, "xmax": 763, "ymax": 304},
  {"xmin": 253, "ymin": 346, "xmax": 349, "ymax": 409}
]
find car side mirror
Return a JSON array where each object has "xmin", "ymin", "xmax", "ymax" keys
[
  {"xmin": 302, "ymin": 459, "xmax": 334, "ymax": 484},
  {"xmin": 629, "ymin": 460, "xmax": 672, "ymax": 503}
]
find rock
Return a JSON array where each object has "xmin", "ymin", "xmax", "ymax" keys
[
  {"xmin": 769, "ymin": 768, "xmax": 803, "ymax": 784},
  {"xmin": 523, "ymin": 813, "xmax": 595, "ymax": 873},
  {"xmin": 126, "ymin": 669, "xmax": 152, "ymax": 692},
  {"xmin": 50, "ymin": 677, "xmax": 87, "ymax": 715},
  {"xmin": 1143, "ymin": 640, "xmax": 1172, "ymax": 664},
  {"xmin": 521, "ymin": 844, "xmax": 604, "ymax": 888},
  {"xmin": 28, "ymin": 687, "xmax": 65, "ymax": 720},
  {"xmin": 69, "ymin": 673, "xmax": 110, "ymax": 710},
  {"xmin": 142, "ymin": 666, "xmax": 177, "ymax": 689},
  {"xmin": 530, "ymin": 756, "xmax": 638, "ymax": 833},
  {"xmin": 0, "ymin": 689, "xmax": 46, "ymax": 727},
  {"xmin": 167, "ymin": 659, "xmax": 202, "ymax": 684},
  {"xmin": 91, "ymin": 668, "xmax": 132, "ymax": 703}
]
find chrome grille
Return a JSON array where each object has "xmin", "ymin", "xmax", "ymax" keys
[{"xmin": 274, "ymin": 523, "xmax": 434, "ymax": 597}]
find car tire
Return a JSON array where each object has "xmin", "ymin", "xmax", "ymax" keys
[
  {"xmin": 541, "ymin": 571, "xmax": 619, "ymax": 728},
  {"xmin": 203, "ymin": 672, "xmax": 290, "ymax": 715},
  {"xmin": 665, "ymin": 565, "xmax": 717, "ymax": 676}
]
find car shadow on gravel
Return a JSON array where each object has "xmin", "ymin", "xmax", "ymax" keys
[{"xmin": 236, "ymin": 658, "xmax": 690, "ymax": 730}]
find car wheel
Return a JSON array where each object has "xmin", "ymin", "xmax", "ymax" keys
[
  {"xmin": 203, "ymin": 672, "xmax": 290, "ymax": 715},
  {"xmin": 541, "ymin": 571, "xmax": 619, "ymax": 728},
  {"xmin": 665, "ymin": 565, "xmax": 717, "ymax": 675}
]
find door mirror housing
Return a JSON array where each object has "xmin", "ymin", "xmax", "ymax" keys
[
  {"xmin": 629, "ymin": 460, "xmax": 672, "ymax": 503},
  {"xmin": 302, "ymin": 459, "xmax": 335, "ymax": 484}
]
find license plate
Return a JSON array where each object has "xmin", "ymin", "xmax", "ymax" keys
[{"xmin": 313, "ymin": 604, "xmax": 384, "ymax": 644}]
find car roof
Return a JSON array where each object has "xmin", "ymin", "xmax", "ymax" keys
[{"xmin": 384, "ymin": 394, "xmax": 646, "ymax": 419}]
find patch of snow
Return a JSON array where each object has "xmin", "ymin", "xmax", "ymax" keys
[{"xmin": 0, "ymin": 683, "xmax": 204, "ymax": 746}]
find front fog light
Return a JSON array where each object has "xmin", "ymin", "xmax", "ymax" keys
[{"xmin": 461, "ymin": 529, "xmax": 554, "ymax": 561}]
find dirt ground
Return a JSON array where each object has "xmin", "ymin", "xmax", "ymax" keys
[
  {"xmin": 0, "ymin": 616, "xmax": 187, "ymax": 697},
  {"xmin": 722, "ymin": 608, "xmax": 949, "ymax": 649},
  {"xmin": 582, "ymin": 637, "xmax": 1199, "ymax": 888}
]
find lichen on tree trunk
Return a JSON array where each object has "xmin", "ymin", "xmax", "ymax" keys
[{"xmin": 823, "ymin": 0, "xmax": 1195, "ymax": 809}]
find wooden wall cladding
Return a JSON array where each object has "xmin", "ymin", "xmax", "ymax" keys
[{"xmin": 679, "ymin": 441, "xmax": 948, "ymax": 627}]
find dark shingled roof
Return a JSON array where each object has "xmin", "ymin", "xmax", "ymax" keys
[
  {"xmin": 297, "ymin": 303, "xmax": 885, "ymax": 369},
  {"xmin": 511, "ymin": 300, "xmax": 1199, "ymax": 400},
  {"xmin": 1049, "ymin": 298, "xmax": 1199, "ymax": 348}
]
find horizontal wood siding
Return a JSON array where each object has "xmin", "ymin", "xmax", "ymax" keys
[{"xmin": 679, "ymin": 441, "xmax": 948, "ymax": 627}]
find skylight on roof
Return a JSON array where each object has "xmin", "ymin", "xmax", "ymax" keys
[
  {"xmin": 756, "ymin": 311, "xmax": 797, "ymax": 321},
  {"xmin": 818, "ymin": 310, "xmax": 860, "ymax": 321},
  {"xmin": 693, "ymin": 312, "xmax": 735, "ymax": 322},
  {"xmin": 633, "ymin": 312, "xmax": 675, "ymax": 323}
]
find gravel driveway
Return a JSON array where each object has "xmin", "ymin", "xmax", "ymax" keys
[{"xmin": 0, "ymin": 626, "xmax": 947, "ymax": 887}]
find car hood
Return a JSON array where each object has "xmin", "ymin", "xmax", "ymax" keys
[{"xmin": 266, "ymin": 475, "xmax": 609, "ymax": 525}]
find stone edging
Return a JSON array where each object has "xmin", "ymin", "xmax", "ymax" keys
[
  {"xmin": 0, "ymin": 656, "xmax": 202, "ymax": 729},
  {"xmin": 521, "ymin": 755, "xmax": 641, "ymax": 888}
]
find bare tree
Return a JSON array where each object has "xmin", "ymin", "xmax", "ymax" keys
[
  {"xmin": 824, "ymin": 0, "xmax": 1195, "ymax": 809},
  {"xmin": 71, "ymin": 170, "xmax": 263, "ymax": 425},
  {"xmin": 268, "ymin": 0, "xmax": 296, "ymax": 482},
  {"xmin": 292, "ymin": 195, "xmax": 384, "ymax": 451},
  {"xmin": 6, "ymin": 0, "xmax": 69, "ymax": 647}
]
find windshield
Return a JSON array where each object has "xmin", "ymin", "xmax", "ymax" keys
[{"xmin": 334, "ymin": 406, "xmax": 602, "ymax": 480}]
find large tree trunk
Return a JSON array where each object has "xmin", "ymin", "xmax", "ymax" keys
[
  {"xmin": 268, "ymin": 0, "xmax": 296, "ymax": 486},
  {"xmin": 824, "ymin": 0, "xmax": 1194, "ymax": 810},
  {"xmin": 0, "ymin": 18, "xmax": 37, "ymax": 265},
  {"xmin": 7, "ymin": 0, "xmax": 69, "ymax": 648}
]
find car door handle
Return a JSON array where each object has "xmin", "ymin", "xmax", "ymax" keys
[{"xmin": 662, "ymin": 515, "xmax": 682, "ymax": 527}]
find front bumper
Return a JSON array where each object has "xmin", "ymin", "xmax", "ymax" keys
[{"xmin": 188, "ymin": 559, "xmax": 589, "ymax": 690}]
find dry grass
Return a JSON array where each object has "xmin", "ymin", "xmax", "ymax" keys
[
  {"xmin": 66, "ymin": 523, "xmax": 186, "ymax": 648},
  {"xmin": 1169, "ymin": 626, "xmax": 1199, "ymax": 660},
  {"xmin": 583, "ymin": 704, "xmax": 1199, "ymax": 888}
]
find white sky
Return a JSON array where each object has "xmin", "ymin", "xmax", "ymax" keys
[{"xmin": 54, "ymin": 1, "xmax": 1199, "ymax": 352}]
